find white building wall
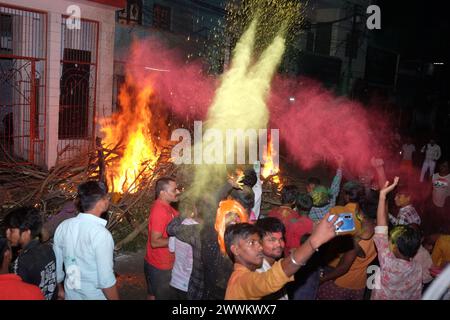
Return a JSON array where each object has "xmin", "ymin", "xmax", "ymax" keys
[{"xmin": 3, "ymin": 0, "xmax": 117, "ymax": 168}]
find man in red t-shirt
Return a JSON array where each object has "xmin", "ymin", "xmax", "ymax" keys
[
  {"xmin": 144, "ymin": 177, "xmax": 180, "ymax": 300},
  {"xmin": 0, "ymin": 238, "xmax": 44, "ymax": 300}
]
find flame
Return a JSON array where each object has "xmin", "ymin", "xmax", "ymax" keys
[
  {"xmin": 261, "ymin": 134, "xmax": 283, "ymax": 190},
  {"xmin": 100, "ymin": 76, "xmax": 160, "ymax": 193}
]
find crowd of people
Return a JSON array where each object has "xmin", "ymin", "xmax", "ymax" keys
[{"xmin": 0, "ymin": 138, "xmax": 449, "ymax": 300}]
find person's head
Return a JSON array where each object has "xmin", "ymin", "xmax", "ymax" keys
[
  {"xmin": 430, "ymin": 139, "xmax": 436, "ymax": 146},
  {"xmin": 310, "ymin": 185, "xmax": 330, "ymax": 208},
  {"xmin": 306, "ymin": 177, "xmax": 321, "ymax": 193},
  {"xmin": 281, "ymin": 185, "xmax": 299, "ymax": 207},
  {"xmin": 224, "ymin": 223, "xmax": 263, "ymax": 269},
  {"xmin": 77, "ymin": 181, "xmax": 110, "ymax": 215},
  {"xmin": 438, "ymin": 161, "xmax": 449, "ymax": 176},
  {"xmin": 240, "ymin": 168, "xmax": 257, "ymax": 188},
  {"xmin": 155, "ymin": 177, "xmax": 180, "ymax": 203},
  {"xmin": 230, "ymin": 186, "xmax": 255, "ymax": 213},
  {"xmin": 3, "ymin": 207, "xmax": 43, "ymax": 247},
  {"xmin": 343, "ymin": 181, "xmax": 364, "ymax": 204},
  {"xmin": 394, "ymin": 186, "xmax": 411, "ymax": 208},
  {"xmin": 359, "ymin": 200, "xmax": 378, "ymax": 223},
  {"xmin": 389, "ymin": 225, "xmax": 421, "ymax": 260},
  {"xmin": 0, "ymin": 238, "xmax": 11, "ymax": 274},
  {"xmin": 255, "ymin": 218, "xmax": 285, "ymax": 261},
  {"xmin": 296, "ymin": 193, "xmax": 313, "ymax": 215}
]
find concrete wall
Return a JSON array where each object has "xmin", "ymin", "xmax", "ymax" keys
[{"xmin": 2, "ymin": 0, "xmax": 117, "ymax": 168}]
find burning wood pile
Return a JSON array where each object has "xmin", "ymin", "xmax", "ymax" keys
[{"xmin": 0, "ymin": 139, "xmax": 177, "ymax": 249}]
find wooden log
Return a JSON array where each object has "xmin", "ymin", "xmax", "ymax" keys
[{"xmin": 114, "ymin": 218, "xmax": 148, "ymax": 250}]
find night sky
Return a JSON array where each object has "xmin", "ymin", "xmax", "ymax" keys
[{"xmin": 376, "ymin": 0, "xmax": 450, "ymax": 63}]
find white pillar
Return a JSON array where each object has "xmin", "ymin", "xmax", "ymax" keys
[{"xmin": 45, "ymin": 12, "xmax": 62, "ymax": 169}]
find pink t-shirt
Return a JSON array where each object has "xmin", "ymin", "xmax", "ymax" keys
[{"xmin": 371, "ymin": 227, "xmax": 422, "ymax": 300}]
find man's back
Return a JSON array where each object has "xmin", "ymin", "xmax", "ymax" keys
[
  {"xmin": 201, "ymin": 224, "xmax": 234, "ymax": 300},
  {"xmin": 13, "ymin": 239, "xmax": 57, "ymax": 300},
  {"xmin": 53, "ymin": 213, "xmax": 116, "ymax": 300}
]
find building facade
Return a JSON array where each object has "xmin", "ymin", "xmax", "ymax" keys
[{"xmin": 0, "ymin": 0, "xmax": 124, "ymax": 168}]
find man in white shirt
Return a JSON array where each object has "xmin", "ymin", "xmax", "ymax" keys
[
  {"xmin": 432, "ymin": 161, "xmax": 450, "ymax": 208},
  {"xmin": 53, "ymin": 181, "xmax": 118, "ymax": 300},
  {"xmin": 420, "ymin": 139, "xmax": 441, "ymax": 182}
]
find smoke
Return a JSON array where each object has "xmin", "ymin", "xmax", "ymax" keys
[
  {"xmin": 124, "ymin": 38, "xmax": 216, "ymax": 120},
  {"xmin": 189, "ymin": 18, "xmax": 286, "ymax": 199},
  {"xmin": 268, "ymin": 77, "xmax": 392, "ymax": 175}
]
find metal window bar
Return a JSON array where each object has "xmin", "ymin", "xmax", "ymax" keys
[
  {"xmin": 58, "ymin": 16, "xmax": 98, "ymax": 162},
  {"xmin": 0, "ymin": 4, "xmax": 47, "ymax": 167}
]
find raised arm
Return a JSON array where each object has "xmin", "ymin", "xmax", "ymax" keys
[{"xmin": 377, "ymin": 177, "xmax": 399, "ymax": 227}]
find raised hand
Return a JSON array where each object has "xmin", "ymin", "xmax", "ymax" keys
[
  {"xmin": 380, "ymin": 177, "xmax": 399, "ymax": 196},
  {"xmin": 309, "ymin": 212, "xmax": 340, "ymax": 248}
]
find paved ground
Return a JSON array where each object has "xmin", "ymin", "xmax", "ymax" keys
[{"xmin": 115, "ymin": 249, "xmax": 147, "ymax": 300}]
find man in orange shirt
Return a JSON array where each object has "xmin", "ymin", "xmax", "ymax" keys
[
  {"xmin": 144, "ymin": 177, "xmax": 181, "ymax": 300},
  {"xmin": 224, "ymin": 212, "xmax": 340, "ymax": 300},
  {"xmin": 0, "ymin": 238, "xmax": 44, "ymax": 300}
]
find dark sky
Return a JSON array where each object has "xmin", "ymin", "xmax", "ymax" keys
[{"xmin": 376, "ymin": 0, "xmax": 450, "ymax": 63}]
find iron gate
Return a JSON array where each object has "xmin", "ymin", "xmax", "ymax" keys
[
  {"xmin": 58, "ymin": 16, "xmax": 98, "ymax": 162},
  {"xmin": 0, "ymin": 4, "xmax": 47, "ymax": 166}
]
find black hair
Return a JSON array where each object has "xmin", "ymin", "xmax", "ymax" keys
[
  {"xmin": 343, "ymin": 181, "xmax": 365, "ymax": 204},
  {"xmin": 0, "ymin": 238, "xmax": 9, "ymax": 266},
  {"xmin": 241, "ymin": 169, "xmax": 257, "ymax": 188},
  {"xmin": 281, "ymin": 185, "xmax": 299, "ymax": 205},
  {"xmin": 296, "ymin": 193, "xmax": 313, "ymax": 213},
  {"xmin": 360, "ymin": 200, "xmax": 378, "ymax": 221},
  {"xmin": 3, "ymin": 207, "xmax": 43, "ymax": 239},
  {"xmin": 390, "ymin": 225, "xmax": 421, "ymax": 258},
  {"xmin": 155, "ymin": 177, "xmax": 176, "ymax": 200},
  {"xmin": 77, "ymin": 181, "xmax": 108, "ymax": 212},
  {"xmin": 255, "ymin": 217, "xmax": 286, "ymax": 237},
  {"xmin": 307, "ymin": 177, "xmax": 321, "ymax": 186},
  {"xmin": 224, "ymin": 223, "xmax": 261, "ymax": 263},
  {"xmin": 230, "ymin": 186, "xmax": 255, "ymax": 212}
]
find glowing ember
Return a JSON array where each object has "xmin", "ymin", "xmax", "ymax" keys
[{"xmin": 100, "ymin": 76, "xmax": 160, "ymax": 193}]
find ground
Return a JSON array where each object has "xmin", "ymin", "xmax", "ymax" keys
[{"xmin": 115, "ymin": 249, "xmax": 147, "ymax": 300}]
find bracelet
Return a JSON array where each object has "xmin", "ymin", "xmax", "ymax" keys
[
  {"xmin": 308, "ymin": 239, "xmax": 319, "ymax": 252},
  {"xmin": 290, "ymin": 250, "xmax": 306, "ymax": 266}
]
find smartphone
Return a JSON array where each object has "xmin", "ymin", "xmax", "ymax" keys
[{"xmin": 328, "ymin": 213, "xmax": 355, "ymax": 234}]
